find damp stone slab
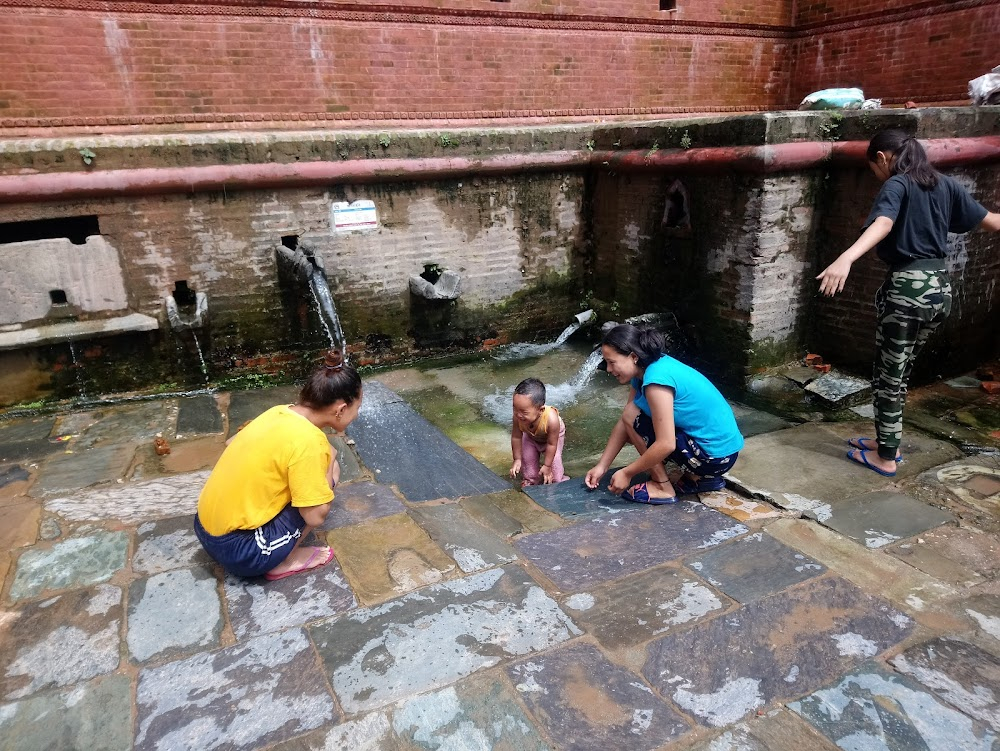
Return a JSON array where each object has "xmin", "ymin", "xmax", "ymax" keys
[
  {"xmin": 225, "ymin": 385, "xmax": 301, "ymax": 437},
  {"xmin": 0, "ymin": 584, "xmax": 121, "ymax": 701},
  {"xmin": 347, "ymin": 381, "xmax": 509, "ymax": 501},
  {"xmin": 507, "ymin": 642, "xmax": 689, "ymax": 750},
  {"xmin": 330, "ymin": 435, "xmax": 362, "ymax": 483},
  {"xmin": 9, "ymin": 531, "xmax": 128, "ymax": 601},
  {"xmin": 522, "ymin": 470, "xmax": 648, "ymax": 518},
  {"xmin": 127, "ymin": 567, "xmax": 223, "ymax": 664},
  {"xmin": 888, "ymin": 525, "xmax": 1000, "ymax": 586},
  {"xmin": 326, "ymin": 512, "xmax": 457, "ymax": 605},
  {"xmin": 514, "ymin": 501, "xmax": 748, "ymax": 591},
  {"xmin": 223, "ymin": 559, "xmax": 357, "ymax": 641},
  {"xmin": 132, "ymin": 515, "xmax": 214, "ymax": 575},
  {"xmin": 44, "ymin": 470, "xmax": 208, "ymax": 524},
  {"xmin": 0, "ymin": 674, "xmax": 133, "ymax": 751},
  {"xmin": 462, "ymin": 489, "xmax": 564, "ymax": 535},
  {"xmin": 891, "ymin": 637, "xmax": 1000, "ymax": 731},
  {"xmin": 687, "ymin": 709, "xmax": 840, "ymax": 751},
  {"xmin": 961, "ymin": 594, "xmax": 1000, "ymax": 644},
  {"xmin": 685, "ymin": 531, "xmax": 826, "ymax": 604},
  {"xmin": 309, "ymin": 565, "xmax": 581, "ymax": 714},
  {"xmin": 790, "ymin": 662, "xmax": 998, "ymax": 750},
  {"xmin": 277, "ymin": 672, "xmax": 550, "ymax": 751},
  {"xmin": 0, "ymin": 415, "xmax": 59, "ymax": 463},
  {"xmin": 561, "ymin": 566, "xmax": 730, "ymax": 651},
  {"xmin": 728, "ymin": 422, "xmax": 962, "ymax": 505},
  {"xmin": 135, "ymin": 628, "xmax": 338, "ymax": 751},
  {"xmin": 175, "ymin": 393, "xmax": 223, "ymax": 435},
  {"xmin": 30, "ymin": 443, "xmax": 136, "ymax": 496},
  {"xmin": 803, "ymin": 371, "xmax": 872, "ymax": 408},
  {"xmin": 730, "ymin": 402, "xmax": 794, "ymax": 438},
  {"xmin": 57, "ymin": 400, "xmax": 177, "ymax": 449},
  {"xmin": 820, "ymin": 490, "xmax": 953, "ymax": 549},
  {"xmin": 642, "ymin": 575, "xmax": 914, "ymax": 728},
  {"xmin": 409, "ymin": 502, "xmax": 518, "ymax": 573},
  {"xmin": 321, "ymin": 480, "xmax": 406, "ymax": 529}
]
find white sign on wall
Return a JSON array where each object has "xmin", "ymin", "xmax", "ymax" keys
[{"xmin": 331, "ymin": 200, "xmax": 378, "ymax": 232}]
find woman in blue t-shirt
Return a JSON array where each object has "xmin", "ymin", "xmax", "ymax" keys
[
  {"xmin": 817, "ymin": 129, "xmax": 1000, "ymax": 478},
  {"xmin": 584, "ymin": 324, "xmax": 744, "ymax": 504}
]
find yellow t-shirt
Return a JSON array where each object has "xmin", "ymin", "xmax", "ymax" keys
[{"xmin": 197, "ymin": 405, "xmax": 333, "ymax": 536}]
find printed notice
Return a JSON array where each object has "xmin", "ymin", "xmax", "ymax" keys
[{"xmin": 331, "ymin": 200, "xmax": 378, "ymax": 232}]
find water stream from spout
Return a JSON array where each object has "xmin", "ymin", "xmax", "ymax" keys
[
  {"xmin": 308, "ymin": 271, "xmax": 346, "ymax": 353},
  {"xmin": 191, "ymin": 332, "xmax": 209, "ymax": 385},
  {"xmin": 483, "ymin": 347, "xmax": 605, "ymax": 425},
  {"xmin": 493, "ymin": 310, "xmax": 594, "ymax": 362},
  {"xmin": 68, "ymin": 341, "xmax": 87, "ymax": 399}
]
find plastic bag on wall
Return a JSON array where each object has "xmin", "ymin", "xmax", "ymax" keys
[
  {"xmin": 798, "ymin": 87, "xmax": 865, "ymax": 110},
  {"xmin": 969, "ymin": 65, "xmax": 1000, "ymax": 105}
]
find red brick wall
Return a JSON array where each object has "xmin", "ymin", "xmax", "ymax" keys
[{"xmin": 791, "ymin": 2, "xmax": 1000, "ymax": 105}]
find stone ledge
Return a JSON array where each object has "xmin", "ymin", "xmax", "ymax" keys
[{"xmin": 0, "ymin": 313, "xmax": 159, "ymax": 351}]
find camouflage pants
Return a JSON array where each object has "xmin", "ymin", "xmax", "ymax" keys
[{"xmin": 873, "ymin": 268, "xmax": 952, "ymax": 460}]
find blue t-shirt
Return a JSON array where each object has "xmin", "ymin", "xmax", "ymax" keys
[{"xmin": 632, "ymin": 355, "xmax": 744, "ymax": 457}]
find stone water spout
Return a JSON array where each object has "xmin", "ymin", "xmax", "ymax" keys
[
  {"xmin": 409, "ymin": 269, "xmax": 462, "ymax": 301},
  {"xmin": 276, "ymin": 241, "xmax": 346, "ymax": 353},
  {"xmin": 165, "ymin": 291, "xmax": 208, "ymax": 331}
]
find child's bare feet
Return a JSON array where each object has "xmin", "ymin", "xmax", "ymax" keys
[{"xmin": 265, "ymin": 546, "xmax": 334, "ymax": 581}]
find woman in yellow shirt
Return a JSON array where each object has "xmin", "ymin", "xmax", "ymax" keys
[{"xmin": 195, "ymin": 350, "xmax": 362, "ymax": 581}]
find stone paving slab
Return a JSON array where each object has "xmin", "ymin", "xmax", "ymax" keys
[
  {"xmin": 127, "ymin": 566, "xmax": 223, "ymax": 664},
  {"xmin": 0, "ymin": 415, "xmax": 60, "ymax": 463},
  {"xmin": 803, "ymin": 371, "xmax": 871, "ymax": 409},
  {"xmin": 0, "ymin": 584, "xmax": 121, "ymax": 700},
  {"xmin": 309, "ymin": 565, "xmax": 580, "ymax": 714},
  {"xmin": 697, "ymin": 491, "xmax": 787, "ymax": 524},
  {"xmin": 686, "ymin": 709, "xmax": 840, "ymax": 751},
  {"xmin": 326, "ymin": 512, "xmax": 457, "ymax": 605},
  {"xmin": 30, "ymin": 443, "xmax": 136, "ymax": 497},
  {"xmin": 560, "ymin": 566, "xmax": 730, "ymax": 652},
  {"xmin": 135, "ymin": 628, "xmax": 338, "ymax": 751},
  {"xmin": 508, "ymin": 642, "xmax": 689, "ymax": 750},
  {"xmin": 888, "ymin": 525, "xmax": 1000, "ymax": 587},
  {"xmin": 728, "ymin": 422, "xmax": 962, "ymax": 506},
  {"xmin": 686, "ymin": 531, "xmax": 825, "ymax": 604},
  {"xmin": 223, "ymin": 559, "xmax": 357, "ymax": 641},
  {"xmin": 642, "ymin": 575, "xmax": 914, "ymax": 728},
  {"xmin": 963, "ymin": 594, "xmax": 1000, "ymax": 645},
  {"xmin": 819, "ymin": 489, "xmax": 954, "ymax": 549},
  {"xmin": 175, "ymin": 393, "xmax": 223, "ymax": 435},
  {"xmin": 921, "ymin": 457, "xmax": 1000, "ymax": 516},
  {"xmin": 891, "ymin": 637, "xmax": 1000, "ymax": 731},
  {"xmin": 514, "ymin": 502, "xmax": 748, "ymax": 591},
  {"xmin": 0, "ymin": 674, "xmax": 133, "ymax": 751},
  {"xmin": 0, "ymin": 499, "xmax": 40, "ymax": 551},
  {"xmin": 347, "ymin": 382, "xmax": 509, "ymax": 501},
  {"xmin": 789, "ymin": 661, "xmax": 998, "ymax": 750},
  {"xmin": 521, "ymin": 468, "xmax": 648, "ymax": 518},
  {"xmin": 410, "ymin": 502, "xmax": 518, "ymax": 573},
  {"xmin": 730, "ymin": 402, "xmax": 795, "ymax": 438},
  {"xmin": 274, "ymin": 672, "xmax": 550, "ymax": 751},
  {"xmin": 132, "ymin": 515, "xmax": 214, "ymax": 576},
  {"xmin": 330, "ymin": 434, "xmax": 363, "ymax": 483},
  {"xmin": 225, "ymin": 386, "xmax": 300, "ymax": 437},
  {"xmin": 44, "ymin": 470, "xmax": 208, "ymax": 524},
  {"xmin": 54, "ymin": 400, "xmax": 177, "ymax": 448},
  {"xmin": 766, "ymin": 518, "xmax": 957, "ymax": 615},
  {"xmin": 9, "ymin": 531, "xmax": 128, "ymax": 602},
  {"xmin": 320, "ymin": 480, "xmax": 406, "ymax": 529},
  {"xmin": 462, "ymin": 490, "xmax": 564, "ymax": 536}
]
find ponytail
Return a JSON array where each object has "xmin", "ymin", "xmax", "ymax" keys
[
  {"xmin": 298, "ymin": 349, "xmax": 362, "ymax": 408},
  {"xmin": 602, "ymin": 324, "xmax": 665, "ymax": 368},
  {"xmin": 867, "ymin": 129, "xmax": 938, "ymax": 188}
]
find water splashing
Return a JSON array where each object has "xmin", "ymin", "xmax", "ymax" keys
[
  {"xmin": 492, "ymin": 309, "xmax": 594, "ymax": 362},
  {"xmin": 67, "ymin": 340, "xmax": 87, "ymax": 399}
]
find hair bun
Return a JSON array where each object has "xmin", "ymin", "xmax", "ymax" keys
[{"xmin": 323, "ymin": 349, "xmax": 345, "ymax": 372}]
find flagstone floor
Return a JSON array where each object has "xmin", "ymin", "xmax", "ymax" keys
[{"xmin": 1, "ymin": 379, "xmax": 1000, "ymax": 750}]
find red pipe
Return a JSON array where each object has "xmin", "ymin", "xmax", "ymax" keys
[{"xmin": 1, "ymin": 138, "xmax": 998, "ymax": 204}]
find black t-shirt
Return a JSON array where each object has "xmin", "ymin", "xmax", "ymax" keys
[{"xmin": 863, "ymin": 173, "xmax": 988, "ymax": 268}]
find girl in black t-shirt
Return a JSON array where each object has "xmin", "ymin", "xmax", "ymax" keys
[{"xmin": 817, "ymin": 129, "xmax": 1000, "ymax": 477}]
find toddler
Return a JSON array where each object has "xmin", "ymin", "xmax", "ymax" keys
[{"xmin": 510, "ymin": 378, "xmax": 567, "ymax": 486}]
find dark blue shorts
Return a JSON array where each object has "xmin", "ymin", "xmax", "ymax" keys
[
  {"xmin": 193, "ymin": 504, "xmax": 306, "ymax": 578},
  {"xmin": 632, "ymin": 412, "xmax": 739, "ymax": 479}
]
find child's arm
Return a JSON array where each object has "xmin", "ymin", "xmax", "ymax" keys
[
  {"xmin": 816, "ymin": 216, "xmax": 894, "ymax": 297},
  {"xmin": 539, "ymin": 409, "xmax": 562, "ymax": 484},
  {"xmin": 981, "ymin": 211, "xmax": 1000, "ymax": 232},
  {"xmin": 510, "ymin": 415, "xmax": 523, "ymax": 479}
]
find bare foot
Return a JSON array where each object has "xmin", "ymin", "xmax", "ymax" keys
[
  {"xmin": 266, "ymin": 546, "xmax": 333, "ymax": 579},
  {"xmin": 643, "ymin": 479, "xmax": 676, "ymax": 500}
]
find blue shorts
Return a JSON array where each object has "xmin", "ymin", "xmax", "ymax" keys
[
  {"xmin": 193, "ymin": 505, "xmax": 306, "ymax": 578},
  {"xmin": 633, "ymin": 412, "xmax": 738, "ymax": 479}
]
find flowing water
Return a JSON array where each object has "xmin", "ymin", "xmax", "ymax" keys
[
  {"xmin": 309, "ymin": 271, "xmax": 346, "ymax": 353},
  {"xmin": 191, "ymin": 332, "xmax": 210, "ymax": 385}
]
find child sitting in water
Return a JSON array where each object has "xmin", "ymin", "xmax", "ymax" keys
[{"xmin": 509, "ymin": 378, "xmax": 568, "ymax": 487}]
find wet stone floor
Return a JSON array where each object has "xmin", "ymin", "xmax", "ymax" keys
[{"xmin": 2, "ymin": 376, "xmax": 1000, "ymax": 751}]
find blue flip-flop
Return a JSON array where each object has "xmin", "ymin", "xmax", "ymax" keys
[
  {"xmin": 621, "ymin": 482, "xmax": 677, "ymax": 505},
  {"xmin": 847, "ymin": 437, "xmax": 902, "ymax": 462},
  {"xmin": 846, "ymin": 449, "xmax": 897, "ymax": 478}
]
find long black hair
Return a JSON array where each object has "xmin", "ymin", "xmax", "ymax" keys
[
  {"xmin": 867, "ymin": 129, "xmax": 938, "ymax": 189},
  {"xmin": 602, "ymin": 324, "xmax": 665, "ymax": 368},
  {"xmin": 298, "ymin": 349, "xmax": 362, "ymax": 408}
]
